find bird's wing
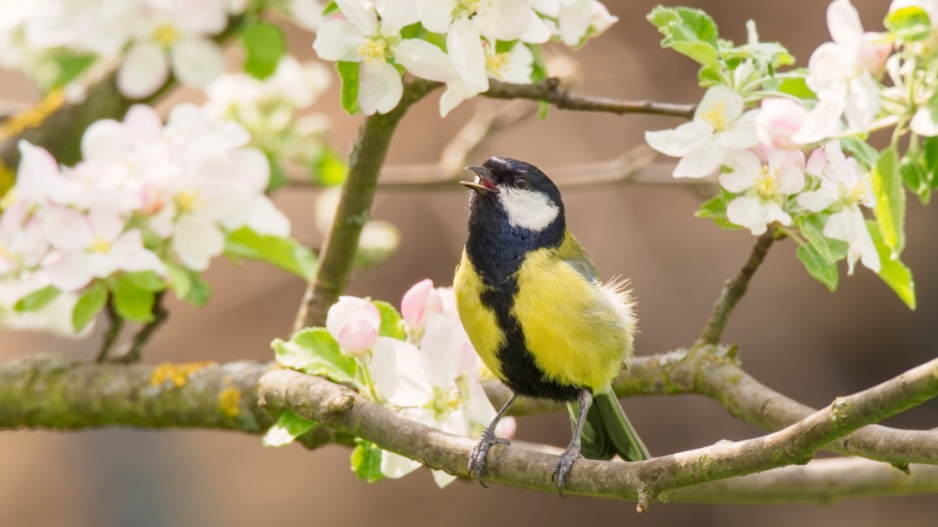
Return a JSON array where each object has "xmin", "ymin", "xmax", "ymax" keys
[{"xmin": 556, "ymin": 231, "xmax": 602, "ymax": 284}]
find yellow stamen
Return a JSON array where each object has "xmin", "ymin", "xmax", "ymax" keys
[
  {"xmin": 174, "ymin": 190, "xmax": 200, "ymax": 212},
  {"xmin": 357, "ymin": 38, "xmax": 388, "ymax": 63},
  {"xmin": 485, "ymin": 52, "xmax": 510, "ymax": 78},
  {"xmin": 153, "ymin": 24, "xmax": 180, "ymax": 48},
  {"xmin": 701, "ymin": 101, "xmax": 728, "ymax": 132},
  {"xmin": 90, "ymin": 235, "xmax": 111, "ymax": 254},
  {"xmin": 844, "ymin": 177, "xmax": 871, "ymax": 206},
  {"xmin": 753, "ymin": 165, "xmax": 779, "ymax": 200}
]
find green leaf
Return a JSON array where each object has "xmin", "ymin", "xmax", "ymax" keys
[
  {"xmin": 72, "ymin": 283, "xmax": 108, "ymax": 332},
  {"xmin": 868, "ymin": 221, "xmax": 916, "ymax": 309},
  {"xmin": 242, "ymin": 23, "xmax": 286, "ymax": 80},
  {"xmin": 14, "ymin": 285, "xmax": 61, "ymax": 313},
  {"xmin": 695, "ymin": 189, "xmax": 740, "ymax": 230},
  {"xmin": 796, "ymin": 244, "xmax": 838, "ymax": 292},
  {"xmin": 110, "ymin": 274, "xmax": 156, "ymax": 322},
  {"xmin": 841, "ymin": 138, "xmax": 880, "ymax": 170},
  {"xmin": 312, "ymin": 147, "xmax": 348, "ymax": 186},
  {"xmin": 48, "ymin": 50, "xmax": 96, "ymax": 90},
  {"xmin": 122, "ymin": 270, "xmax": 167, "ymax": 292},
  {"xmin": 796, "ymin": 214, "xmax": 848, "ymax": 264},
  {"xmin": 774, "ymin": 75, "xmax": 814, "ymax": 99},
  {"xmin": 267, "ymin": 152, "xmax": 288, "ymax": 192},
  {"xmin": 262, "ymin": 411, "xmax": 318, "ymax": 447},
  {"xmin": 871, "ymin": 146, "xmax": 906, "ymax": 257},
  {"xmin": 646, "ymin": 6, "xmax": 720, "ymax": 68},
  {"xmin": 225, "ymin": 226, "xmax": 317, "ymax": 280},
  {"xmin": 885, "ymin": 6, "xmax": 933, "ymax": 41},
  {"xmin": 350, "ymin": 439, "xmax": 386, "ymax": 483},
  {"xmin": 322, "ymin": 1, "xmax": 339, "ymax": 15},
  {"xmin": 337, "ymin": 61, "xmax": 361, "ymax": 115},
  {"xmin": 166, "ymin": 264, "xmax": 212, "ymax": 306},
  {"xmin": 272, "ymin": 328, "xmax": 361, "ymax": 387},
  {"xmin": 900, "ymin": 150, "xmax": 930, "ymax": 204},
  {"xmin": 373, "ymin": 300, "xmax": 406, "ymax": 340}
]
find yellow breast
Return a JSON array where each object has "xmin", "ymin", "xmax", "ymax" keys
[
  {"xmin": 454, "ymin": 251, "xmax": 506, "ymax": 380},
  {"xmin": 454, "ymin": 247, "xmax": 633, "ymax": 393},
  {"xmin": 513, "ymin": 249, "xmax": 630, "ymax": 391}
]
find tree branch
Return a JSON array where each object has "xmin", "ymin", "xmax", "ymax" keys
[
  {"xmin": 484, "ymin": 78, "xmax": 697, "ymax": 119},
  {"xmin": 293, "ymin": 80, "xmax": 440, "ymax": 331},
  {"xmin": 698, "ymin": 227, "xmax": 778, "ymax": 345},
  {"xmin": 3, "ymin": 354, "xmax": 938, "ymax": 506}
]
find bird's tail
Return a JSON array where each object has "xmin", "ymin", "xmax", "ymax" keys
[{"xmin": 575, "ymin": 389, "xmax": 650, "ymax": 461}]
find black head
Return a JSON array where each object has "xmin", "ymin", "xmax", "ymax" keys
[
  {"xmin": 460, "ymin": 157, "xmax": 566, "ymax": 284},
  {"xmin": 461, "ymin": 157, "xmax": 565, "ymax": 233}
]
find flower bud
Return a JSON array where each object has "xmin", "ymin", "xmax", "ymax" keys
[
  {"xmin": 326, "ymin": 296, "xmax": 381, "ymax": 355},
  {"xmin": 401, "ymin": 279, "xmax": 443, "ymax": 333},
  {"xmin": 756, "ymin": 98, "xmax": 808, "ymax": 150},
  {"xmin": 859, "ymin": 32, "xmax": 892, "ymax": 77}
]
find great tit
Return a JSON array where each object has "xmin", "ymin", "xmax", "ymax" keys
[{"xmin": 454, "ymin": 156, "xmax": 650, "ymax": 491}]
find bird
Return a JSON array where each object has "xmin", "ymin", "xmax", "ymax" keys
[{"xmin": 453, "ymin": 156, "xmax": 650, "ymax": 492}]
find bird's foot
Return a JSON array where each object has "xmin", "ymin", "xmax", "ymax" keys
[
  {"xmin": 551, "ymin": 442, "xmax": 581, "ymax": 497},
  {"xmin": 468, "ymin": 428, "xmax": 510, "ymax": 488}
]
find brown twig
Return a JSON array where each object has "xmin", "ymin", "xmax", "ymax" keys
[
  {"xmin": 112, "ymin": 291, "xmax": 169, "ymax": 364},
  {"xmin": 484, "ymin": 78, "xmax": 697, "ymax": 119},
  {"xmin": 697, "ymin": 227, "xmax": 779, "ymax": 345},
  {"xmin": 96, "ymin": 297, "xmax": 124, "ymax": 363}
]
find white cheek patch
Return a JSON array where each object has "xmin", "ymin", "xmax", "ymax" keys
[{"xmin": 497, "ymin": 187, "xmax": 560, "ymax": 231}]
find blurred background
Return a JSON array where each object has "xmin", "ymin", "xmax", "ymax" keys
[{"xmin": 3, "ymin": 0, "xmax": 938, "ymax": 525}]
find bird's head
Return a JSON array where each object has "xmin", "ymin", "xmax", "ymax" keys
[{"xmin": 461, "ymin": 157, "xmax": 564, "ymax": 233}]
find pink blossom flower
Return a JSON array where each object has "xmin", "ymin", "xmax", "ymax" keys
[
  {"xmin": 326, "ymin": 296, "xmax": 381, "ymax": 355},
  {"xmin": 401, "ymin": 278, "xmax": 443, "ymax": 333},
  {"xmin": 756, "ymin": 98, "xmax": 809, "ymax": 150}
]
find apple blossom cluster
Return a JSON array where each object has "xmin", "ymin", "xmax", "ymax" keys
[
  {"xmin": 203, "ymin": 55, "xmax": 338, "ymax": 188},
  {"xmin": 0, "ymin": 0, "xmax": 328, "ymax": 98},
  {"xmin": 0, "ymin": 104, "xmax": 296, "ymax": 333},
  {"xmin": 269, "ymin": 279, "xmax": 515, "ymax": 486},
  {"xmin": 312, "ymin": 0, "xmax": 617, "ymax": 116},
  {"xmin": 645, "ymin": 0, "xmax": 932, "ymax": 307},
  {"xmin": 0, "ymin": 0, "xmax": 238, "ymax": 97}
]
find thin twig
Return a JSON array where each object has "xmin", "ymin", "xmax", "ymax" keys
[
  {"xmin": 484, "ymin": 78, "xmax": 697, "ymax": 119},
  {"xmin": 697, "ymin": 227, "xmax": 778, "ymax": 345},
  {"xmin": 96, "ymin": 297, "xmax": 124, "ymax": 363},
  {"xmin": 293, "ymin": 80, "xmax": 440, "ymax": 331},
  {"xmin": 113, "ymin": 291, "xmax": 169, "ymax": 364}
]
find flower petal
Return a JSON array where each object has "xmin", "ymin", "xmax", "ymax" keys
[
  {"xmin": 448, "ymin": 17, "xmax": 488, "ymax": 94},
  {"xmin": 828, "ymin": 0, "xmax": 863, "ymax": 48},
  {"xmin": 644, "ymin": 121, "xmax": 712, "ymax": 158},
  {"xmin": 369, "ymin": 336, "xmax": 433, "ymax": 405},
  {"xmin": 393, "ymin": 39, "xmax": 456, "ymax": 82},
  {"xmin": 673, "ymin": 139, "xmax": 724, "ymax": 178},
  {"xmin": 313, "ymin": 20, "xmax": 366, "ymax": 62},
  {"xmin": 792, "ymin": 98, "xmax": 846, "ymax": 145},
  {"xmin": 727, "ymin": 196, "xmax": 771, "ymax": 234},
  {"xmin": 118, "ymin": 43, "xmax": 170, "ymax": 99},
  {"xmin": 172, "ymin": 213, "xmax": 225, "ymax": 271},
  {"xmin": 719, "ymin": 149, "xmax": 761, "ymax": 192},
  {"xmin": 416, "ymin": 0, "xmax": 457, "ymax": 32},
  {"xmin": 358, "ymin": 61, "xmax": 403, "ymax": 115},
  {"xmin": 170, "ymin": 38, "xmax": 226, "ymax": 89}
]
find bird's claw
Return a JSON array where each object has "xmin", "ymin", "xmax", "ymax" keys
[
  {"xmin": 551, "ymin": 446, "xmax": 581, "ymax": 497},
  {"xmin": 468, "ymin": 428, "xmax": 510, "ymax": 487}
]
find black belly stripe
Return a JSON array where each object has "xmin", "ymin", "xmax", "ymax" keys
[{"xmin": 479, "ymin": 277, "xmax": 580, "ymax": 402}]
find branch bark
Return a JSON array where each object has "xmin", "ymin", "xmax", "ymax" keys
[{"xmin": 3, "ymin": 354, "xmax": 938, "ymax": 506}]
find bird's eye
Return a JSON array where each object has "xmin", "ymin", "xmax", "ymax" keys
[{"xmin": 514, "ymin": 176, "xmax": 528, "ymax": 189}]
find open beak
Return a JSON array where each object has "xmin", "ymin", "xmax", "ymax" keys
[{"xmin": 460, "ymin": 166, "xmax": 498, "ymax": 195}]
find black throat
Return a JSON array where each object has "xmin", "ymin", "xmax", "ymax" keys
[{"xmin": 463, "ymin": 193, "xmax": 577, "ymax": 401}]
